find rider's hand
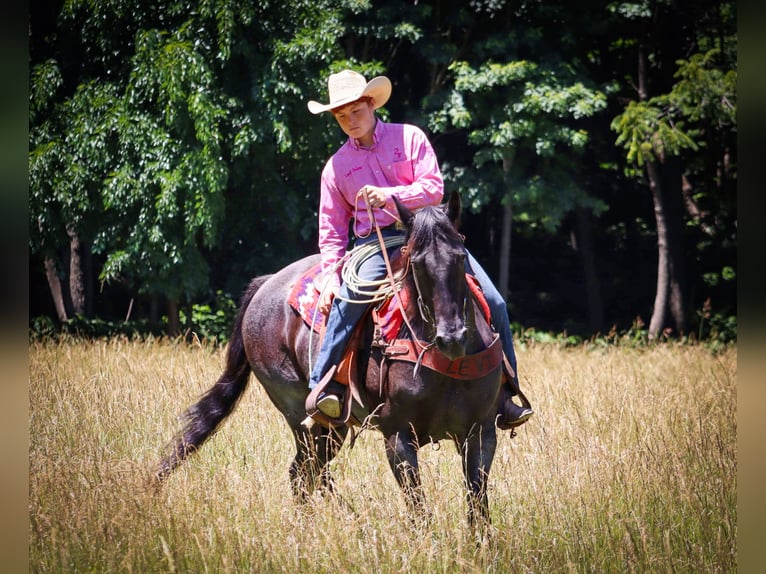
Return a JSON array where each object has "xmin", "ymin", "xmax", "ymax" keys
[
  {"xmin": 318, "ymin": 285, "xmax": 339, "ymax": 315},
  {"xmin": 362, "ymin": 185, "xmax": 387, "ymax": 208}
]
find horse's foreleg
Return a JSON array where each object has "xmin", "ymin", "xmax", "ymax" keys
[
  {"xmin": 459, "ymin": 425, "xmax": 497, "ymax": 538},
  {"xmin": 384, "ymin": 431, "xmax": 427, "ymax": 521}
]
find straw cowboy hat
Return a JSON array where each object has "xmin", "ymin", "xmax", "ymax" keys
[{"xmin": 307, "ymin": 70, "xmax": 392, "ymax": 114}]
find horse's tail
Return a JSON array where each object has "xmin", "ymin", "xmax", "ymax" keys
[{"xmin": 154, "ymin": 274, "xmax": 273, "ymax": 484}]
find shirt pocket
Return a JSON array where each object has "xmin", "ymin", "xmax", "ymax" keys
[{"xmin": 391, "ymin": 159, "xmax": 414, "ymax": 185}]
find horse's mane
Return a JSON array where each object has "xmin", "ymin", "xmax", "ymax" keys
[{"xmin": 404, "ymin": 204, "xmax": 463, "ymax": 255}]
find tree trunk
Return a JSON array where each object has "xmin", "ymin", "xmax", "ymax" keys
[
  {"xmin": 150, "ymin": 293, "xmax": 160, "ymax": 327},
  {"xmin": 662, "ymin": 158, "xmax": 688, "ymax": 335},
  {"xmin": 84, "ymin": 239, "xmax": 94, "ymax": 317},
  {"xmin": 44, "ymin": 256, "xmax": 68, "ymax": 322},
  {"xmin": 167, "ymin": 298, "xmax": 180, "ymax": 336},
  {"xmin": 638, "ymin": 40, "xmax": 678, "ymax": 340},
  {"xmin": 646, "ymin": 160, "xmax": 670, "ymax": 339},
  {"xmin": 498, "ymin": 199, "xmax": 512, "ymax": 303},
  {"xmin": 67, "ymin": 227, "xmax": 85, "ymax": 316},
  {"xmin": 574, "ymin": 206, "xmax": 604, "ymax": 332},
  {"xmin": 498, "ymin": 153, "xmax": 514, "ymax": 302}
]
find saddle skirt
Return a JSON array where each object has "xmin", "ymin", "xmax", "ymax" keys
[{"xmin": 287, "ymin": 262, "xmax": 327, "ymax": 332}]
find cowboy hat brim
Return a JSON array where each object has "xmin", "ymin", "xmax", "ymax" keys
[{"xmin": 307, "ymin": 76, "xmax": 392, "ymax": 115}]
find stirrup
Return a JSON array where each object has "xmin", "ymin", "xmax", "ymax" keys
[
  {"xmin": 497, "ymin": 356, "xmax": 533, "ymax": 430},
  {"xmin": 501, "ymin": 354, "xmax": 532, "ymax": 408},
  {"xmin": 304, "ymin": 366, "xmax": 357, "ymax": 428},
  {"xmin": 497, "ymin": 400, "xmax": 534, "ymax": 430}
]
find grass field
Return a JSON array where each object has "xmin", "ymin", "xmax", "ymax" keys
[{"xmin": 29, "ymin": 338, "xmax": 736, "ymax": 573}]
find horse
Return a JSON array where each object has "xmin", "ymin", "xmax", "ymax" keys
[{"xmin": 155, "ymin": 191, "xmax": 507, "ymax": 533}]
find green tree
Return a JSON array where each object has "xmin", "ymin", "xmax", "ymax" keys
[
  {"xmin": 427, "ymin": 6, "xmax": 608, "ymax": 307},
  {"xmin": 608, "ymin": 0, "xmax": 736, "ymax": 338},
  {"xmin": 28, "ymin": 0, "xmax": 736, "ymax": 341},
  {"xmin": 30, "ymin": 0, "xmax": 260, "ymax": 331},
  {"xmin": 30, "ymin": 67, "xmax": 119, "ymax": 320}
]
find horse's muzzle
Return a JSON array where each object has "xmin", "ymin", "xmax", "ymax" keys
[{"xmin": 435, "ymin": 327, "xmax": 467, "ymax": 360}]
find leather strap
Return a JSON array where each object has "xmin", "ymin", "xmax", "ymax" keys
[{"xmin": 382, "ymin": 333, "xmax": 503, "ymax": 380}]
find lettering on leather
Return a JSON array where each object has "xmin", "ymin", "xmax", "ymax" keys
[{"xmin": 385, "ymin": 334, "xmax": 502, "ymax": 380}]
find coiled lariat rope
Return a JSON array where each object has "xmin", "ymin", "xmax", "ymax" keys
[
  {"xmin": 337, "ymin": 235, "xmax": 406, "ymax": 304},
  {"xmin": 308, "ymin": 236, "xmax": 405, "ymax": 374}
]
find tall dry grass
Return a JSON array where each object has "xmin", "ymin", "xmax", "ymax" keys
[{"xmin": 30, "ymin": 337, "xmax": 736, "ymax": 573}]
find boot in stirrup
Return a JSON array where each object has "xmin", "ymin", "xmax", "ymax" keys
[{"xmin": 497, "ymin": 356, "xmax": 534, "ymax": 429}]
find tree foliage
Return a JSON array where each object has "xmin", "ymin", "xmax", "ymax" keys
[
  {"xmin": 611, "ymin": 50, "xmax": 735, "ymax": 169},
  {"xmin": 29, "ymin": 0, "xmax": 737, "ymax": 340},
  {"xmin": 431, "ymin": 58, "xmax": 608, "ymax": 230},
  {"xmin": 30, "ymin": 0, "xmax": 259, "ymax": 305}
]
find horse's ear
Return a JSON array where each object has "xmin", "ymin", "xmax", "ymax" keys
[
  {"xmin": 445, "ymin": 190, "xmax": 462, "ymax": 228},
  {"xmin": 393, "ymin": 195, "xmax": 415, "ymax": 229}
]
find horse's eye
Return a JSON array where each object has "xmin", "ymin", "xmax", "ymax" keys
[{"xmin": 450, "ymin": 250, "xmax": 466, "ymax": 265}]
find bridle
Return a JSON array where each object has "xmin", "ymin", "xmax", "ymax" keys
[
  {"xmin": 361, "ymin": 193, "xmax": 472, "ymax": 360},
  {"xmin": 359, "ymin": 194, "xmax": 437, "ymax": 357}
]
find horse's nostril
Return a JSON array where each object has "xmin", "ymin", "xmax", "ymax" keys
[{"xmin": 435, "ymin": 327, "xmax": 467, "ymax": 360}]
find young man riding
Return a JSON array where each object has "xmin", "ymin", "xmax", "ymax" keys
[{"xmin": 306, "ymin": 69, "xmax": 533, "ymax": 429}]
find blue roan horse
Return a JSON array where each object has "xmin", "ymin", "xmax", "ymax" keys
[{"xmin": 155, "ymin": 191, "xmax": 508, "ymax": 532}]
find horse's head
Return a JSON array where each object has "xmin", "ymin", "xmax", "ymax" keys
[{"xmin": 394, "ymin": 191, "xmax": 470, "ymax": 360}]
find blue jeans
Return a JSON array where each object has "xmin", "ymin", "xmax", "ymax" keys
[
  {"xmin": 465, "ymin": 252, "xmax": 518, "ymax": 376},
  {"xmin": 308, "ymin": 231, "xmax": 519, "ymax": 388}
]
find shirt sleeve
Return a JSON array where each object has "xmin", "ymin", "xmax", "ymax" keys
[
  {"xmin": 317, "ymin": 162, "xmax": 351, "ymax": 288},
  {"xmin": 386, "ymin": 125, "xmax": 444, "ymax": 210}
]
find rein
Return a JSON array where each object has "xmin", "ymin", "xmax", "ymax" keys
[{"xmin": 360, "ymin": 193, "xmax": 436, "ymax": 365}]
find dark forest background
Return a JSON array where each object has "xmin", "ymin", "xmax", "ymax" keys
[{"xmin": 28, "ymin": 0, "xmax": 737, "ymax": 343}]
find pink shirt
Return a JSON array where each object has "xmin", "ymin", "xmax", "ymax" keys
[{"xmin": 318, "ymin": 119, "xmax": 444, "ymax": 286}]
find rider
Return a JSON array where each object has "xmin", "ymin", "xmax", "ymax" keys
[{"xmin": 306, "ymin": 69, "xmax": 533, "ymax": 428}]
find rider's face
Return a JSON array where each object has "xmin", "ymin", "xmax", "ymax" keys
[{"xmin": 332, "ymin": 98, "xmax": 376, "ymax": 146}]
